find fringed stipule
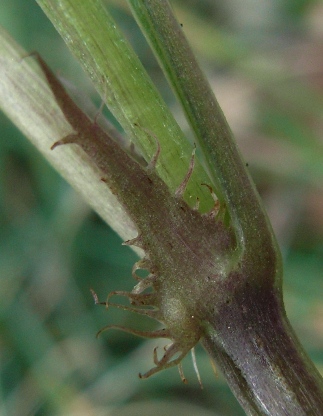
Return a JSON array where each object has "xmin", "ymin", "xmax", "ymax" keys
[
  {"xmin": 34, "ymin": 53, "xmax": 237, "ymax": 387},
  {"xmin": 50, "ymin": 133, "xmax": 80, "ymax": 150},
  {"xmin": 191, "ymin": 347, "xmax": 203, "ymax": 389},
  {"xmin": 122, "ymin": 235, "xmax": 144, "ymax": 249},
  {"xmin": 201, "ymin": 183, "xmax": 221, "ymax": 218},
  {"xmin": 175, "ymin": 145, "xmax": 196, "ymax": 198},
  {"xmin": 131, "ymin": 257, "xmax": 152, "ymax": 280}
]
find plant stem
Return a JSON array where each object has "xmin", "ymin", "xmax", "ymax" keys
[
  {"xmin": 127, "ymin": 0, "xmax": 280, "ymax": 267},
  {"xmin": 202, "ymin": 285, "xmax": 323, "ymax": 415},
  {"xmin": 127, "ymin": 1, "xmax": 323, "ymax": 414},
  {"xmin": 2, "ymin": 2, "xmax": 323, "ymax": 415}
]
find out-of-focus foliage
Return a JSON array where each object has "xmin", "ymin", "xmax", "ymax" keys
[{"xmin": 0, "ymin": 0, "xmax": 322, "ymax": 415}]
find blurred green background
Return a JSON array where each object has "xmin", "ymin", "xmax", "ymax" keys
[{"xmin": 1, "ymin": 0, "xmax": 323, "ymax": 415}]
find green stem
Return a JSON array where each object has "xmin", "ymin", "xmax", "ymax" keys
[{"xmin": 127, "ymin": 0, "xmax": 280, "ymax": 270}]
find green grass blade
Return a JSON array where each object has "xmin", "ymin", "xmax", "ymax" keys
[{"xmin": 36, "ymin": 0, "xmax": 214, "ymax": 212}]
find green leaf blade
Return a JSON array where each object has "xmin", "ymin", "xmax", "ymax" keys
[{"xmin": 36, "ymin": 0, "xmax": 214, "ymax": 212}]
